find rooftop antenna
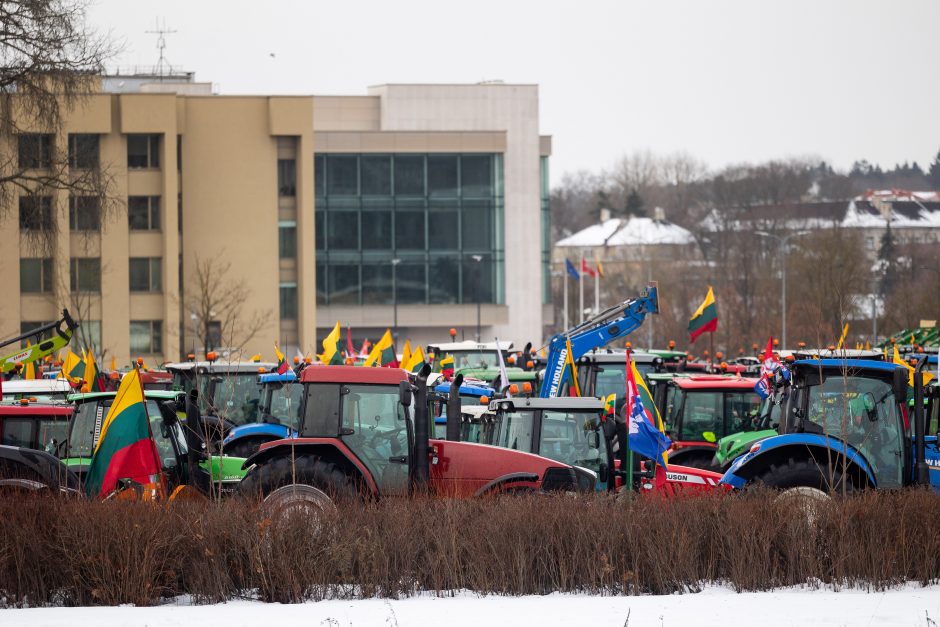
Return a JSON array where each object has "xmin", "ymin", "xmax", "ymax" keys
[{"xmin": 145, "ymin": 17, "xmax": 176, "ymax": 79}]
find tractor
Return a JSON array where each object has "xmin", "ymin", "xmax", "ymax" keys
[
  {"xmin": 0, "ymin": 401, "xmax": 72, "ymax": 454},
  {"xmin": 238, "ymin": 365, "xmax": 597, "ymax": 508},
  {"xmin": 576, "ymin": 349, "xmax": 663, "ymax": 398},
  {"xmin": 221, "ymin": 371, "xmax": 303, "ymax": 457},
  {"xmin": 720, "ymin": 357, "xmax": 940, "ymax": 494}
]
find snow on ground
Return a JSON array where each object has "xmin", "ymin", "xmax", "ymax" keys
[{"xmin": 6, "ymin": 585, "xmax": 940, "ymax": 627}]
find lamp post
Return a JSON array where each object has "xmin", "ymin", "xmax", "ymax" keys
[
  {"xmin": 391, "ymin": 258, "xmax": 401, "ymax": 344},
  {"xmin": 472, "ymin": 254, "xmax": 483, "ymax": 342},
  {"xmin": 755, "ymin": 230, "xmax": 809, "ymax": 349}
]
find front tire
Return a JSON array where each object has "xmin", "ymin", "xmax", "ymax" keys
[{"xmin": 755, "ymin": 458, "xmax": 854, "ymax": 495}]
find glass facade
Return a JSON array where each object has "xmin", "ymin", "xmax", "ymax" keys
[{"xmin": 315, "ymin": 153, "xmax": 504, "ymax": 306}]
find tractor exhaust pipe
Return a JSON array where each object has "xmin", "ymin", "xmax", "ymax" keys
[
  {"xmin": 412, "ymin": 363, "xmax": 432, "ymax": 491},
  {"xmin": 446, "ymin": 373, "xmax": 464, "ymax": 441},
  {"xmin": 184, "ymin": 389, "xmax": 203, "ymax": 483},
  {"xmin": 914, "ymin": 356, "xmax": 928, "ymax": 486}
]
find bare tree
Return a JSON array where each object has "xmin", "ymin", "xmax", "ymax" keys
[
  {"xmin": 184, "ymin": 255, "xmax": 272, "ymax": 356},
  {"xmin": 1, "ymin": 0, "xmax": 118, "ymax": 252}
]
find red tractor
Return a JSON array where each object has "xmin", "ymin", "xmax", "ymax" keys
[{"xmin": 238, "ymin": 365, "xmax": 595, "ymax": 507}]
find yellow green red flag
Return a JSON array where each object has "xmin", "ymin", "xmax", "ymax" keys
[
  {"xmin": 364, "ymin": 329, "xmax": 396, "ymax": 367},
  {"xmin": 318, "ymin": 322, "xmax": 345, "ymax": 365},
  {"xmin": 688, "ymin": 287, "xmax": 718, "ymax": 343}
]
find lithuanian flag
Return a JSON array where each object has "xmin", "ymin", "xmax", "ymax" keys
[
  {"xmin": 318, "ymin": 322, "xmax": 345, "ymax": 365},
  {"xmin": 402, "ymin": 345, "xmax": 428, "ymax": 372},
  {"xmin": 364, "ymin": 329, "xmax": 397, "ymax": 367},
  {"xmin": 400, "ymin": 341, "xmax": 412, "ymax": 371},
  {"xmin": 82, "ymin": 349, "xmax": 101, "ymax": 392},
  {"xmin": 688, "ymin": 286, "xmax": 718, "ymax": 343},
  {"xmin": 60, "ymin": 350, "xmax": 85, "ymax": 384},
  {"xmin": 564, "ymin": 336, "xmax": 582, "ymax": 397},
  {"xmin": 603, "ymin": 393, "xmax": 616, "ymax": 418},
  {"xmin": 84, "ymin": 368, "xmax": 163, "ymax": 499},
  {"xmin": 433, "ymin": 354, "xmax": 455, "ymax": 378},
  {"xmin": 274, "ymin": 342, "xmax": 290, "ymax": 374}
]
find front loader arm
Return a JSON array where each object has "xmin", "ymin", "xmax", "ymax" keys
[
  {"xmin": 1, "ymin": 310, "xmax": 78, "ymax": 374},
  {"xmin": 539, "ymin": 284, "xmax": 658, "ymax": 397}
]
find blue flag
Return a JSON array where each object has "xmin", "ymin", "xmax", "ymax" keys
[
  {"xmin": 565, "ymin": 258, "xmax": 580, "ymax": 280},
  {"xmin": 627, "ymin": 357, "xmax": 672, "ymax": 462}
]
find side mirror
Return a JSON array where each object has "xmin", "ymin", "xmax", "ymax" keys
[
  {"xmin": 399, "ymin": 381, "xmax": 413, "ymax": 407},
  {"xmin": 893, "ymin": 367, "xmax": 908, "ymax": 402}
]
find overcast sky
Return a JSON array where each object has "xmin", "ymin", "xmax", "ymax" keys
[{"xmin": 87, "ymin": 0, "xmax": 940, "ymax": 185}]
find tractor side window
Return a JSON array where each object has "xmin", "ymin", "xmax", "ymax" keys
[
  {"xmin": 678, "ymin": 392, "xmax": 723, "ymax": 441},
  {"xmin": 270, "ymin": 383, "xmax": 304, "ymax": 430},
  {"xmin": 37, "ymin": 418, "xmax": 69, "ymax": 454},
  {"xmin": 806, "ymin": 376, "xmax": 903, "ymax": 488},
  {"xmin": 494, "ymin": 410, "xmax": 534, "ymax": 453},
  {"xmin": 595, "ymin": 364, "xmax": 626, "ymax": 402},
  {"xmin": 540, "ymin": 411, "xmax": 604, "ymax": 476},
  {"xmin": 341, "ymin": 384, "xmax": 408, "ymax": 495},
  {"xmin": 1, "ymin": 418, "xmax": 33, "ymax": 448},
  {"xmin": 147, "ymin": 400, "xmax": 180, "ymax": 468},
  {"xmin": 302, "ymin": 383, "xmax": 340, "ymax": 436},
  {"xmin": 664, "ymin": 385, "xmax": 681, "ymax": 431},
  {"xmin": 212, "ymin": 375, "xmax": 262, "ymax": 426}
]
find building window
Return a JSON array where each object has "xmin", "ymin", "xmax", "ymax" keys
[
  {"xmin": 20, "ymin": 321, "xmax": 53, "ymax": 347},
  {"xmin": 866, "ymin": 236, "xmax": 875, "ymax": 251},
  {"xmin": 18, "ymin": 134, "xmax": 52, "ymax": 169},
  {"xmin": 69, "ymin": 257, "xmax": 101, "ymax": 293},
  {"xmin": 540, "ymin": 156, "xmax": 551, "ymax": 305},
  {"xmin": 279, "ymin": 222, "xmax": 297, "ymax": 258},
  {"xmin": 278, "ymin": 159, "xmax": 296, "ymax": 196},
  {"xmin": 20, "ymin": 258, "xmax": 53, "ymax": 293},
  {"xmin": 315, "ymin": 153, "xmax": 504, "ymax": 306},
  {"xmin": 279, "ymin": 283, "xmax": 297, "ymax": 319},
  {"xmin": 68, "ymin": 134, "xmax": 99, "ymax": 169},
  {"xmin": 68, "ymin": 196, "xmax": 101, "ymax": 231},
  {"xmin": 127, "ymin": 134, "xmax": 160, "ymax": 169},
  {"xmin": 129, "ymin": 257, "xmax": 162, "ymax": 292},
  {"xmin": 18, "ymin": 196, "xmax": 53, "ymax": 232},
  {"xmin": 128, "ymin": 196, "xmax": 161, "ymax": 230},
  {"xmin": 130, "ymin": 320, "xmax": 162, "ymax": 354},
  {"xmin": 79, "ymin": 320, "xmax": 102, "ymax": 352}
]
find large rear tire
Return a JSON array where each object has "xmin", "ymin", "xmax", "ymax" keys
[
  {"xmin": 238, "ymin": 454, "xmax": 358, "ymax": 502},
  {"xmin": 755, "ymin": 458, "xmax": 855, "ymax": 495}
]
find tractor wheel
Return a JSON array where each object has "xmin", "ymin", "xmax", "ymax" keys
[
  {"xmin": 224, "ymin": 436, "xmax": 273, "ymax": 459},
  {"xmin": 754, "ymin": 457, "xmax": 855, "ymax": 496},
  {"xmin": 238, "ymin": 454, "xmax": 358, "ymax": 503}
]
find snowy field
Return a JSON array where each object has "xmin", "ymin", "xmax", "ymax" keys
[{"xmin": 6, "ymin": 585, "xmax": 940, "ymax": 627}]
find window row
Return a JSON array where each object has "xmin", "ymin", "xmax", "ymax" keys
[
  {"xmin": 315, "ymin": 154, "xmax": 499, "ymax": 198},
  {"xmin": 17, "ymin": 133, "xmax": 161, "ymax": 170},
  {"xmin": 315, "ymin": 203, "xmax": 499, "ymax": 253},
  {"xmin": 19, "ymin": 257, "xmax": 162, "ymax": 293},
  {"xmin": 19, "ymin": 319, "xmax": 160, "ymax": 355},
  {"xmin": 315, "ymin": 254, "xmax": 500, "ymax": 306},
  {"xmin": 17, "ymin": 195, "xmax": 162, "ymax": 232}
]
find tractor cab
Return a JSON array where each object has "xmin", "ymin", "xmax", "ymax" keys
[
  {"xmin": 427, "ymin": 375, "xmax": 494, "ymax": 439},
  {"xmin": 165, "ymin": 360, "xmax": 277, "ymax": 438},
  {"xmin": 486, "ymin": 396, "xmax": 610, "ymax": 488},
  {"xmin": 576, "ymin": 349, "xmax": 663, "ymax": 398},
  {"xmin": 220, "ymin": 371, "xmax": 303, "ymax": 458},
  {"xmin": 1, "ymin": 379, "xmax": 74, "ymax": 403},
  {"xmin": 427, "ymin": 340, "xmax": 514, "ymax": 375},
  {"xmin": 0, "ymin": 401, "xmax": 72, "ymax": 455},
  {"xmin": 655, "ymin": 376, "xmax": 761, "ymax": 469}
]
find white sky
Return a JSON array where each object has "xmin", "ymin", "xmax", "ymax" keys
[{"xmin": 87, "ymin": 0, "xmax": 940, "ymax": 185}]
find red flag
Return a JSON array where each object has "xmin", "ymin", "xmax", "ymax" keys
[
  {"xmin": 581, "ymin": 256, "xmax": 596, "ymax": 278},
  {"xmin": 346, "ymin": 327, "xmax": 355, "ymax": 359},
  {"xmin": 358, "ymin": 338, "xmax": 371, "ymax": 358}
]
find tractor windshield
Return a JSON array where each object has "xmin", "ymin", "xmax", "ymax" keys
[
  {"xmin": 595, "ymin": 363, "xmax": 656, "ymax": 400},
  {"xmin": 267, "ymin": 383, "xmax": 304, "ymax": 430},
  {"xmin": 340, "ymin": 384, "xmax": 409, "ymax": 495},
  {"xmin": 806, "ymin": 376, "xmax": 905, "ymax": 488},
  {"xmin": 451, "ymin": 351, "xmax": 502, "ymax": 370},
  {"xmin": 539, "ymin": 410, "xmax": 605, "ymax": 477},
  {"xmin": 208, "ymin": 374, "xmax": 262, "ymax": 426}
]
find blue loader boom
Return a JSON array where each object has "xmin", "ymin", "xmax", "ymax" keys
[{"xmin": 539, "ymin": 282, "xmax": 659, "ymax": 398}]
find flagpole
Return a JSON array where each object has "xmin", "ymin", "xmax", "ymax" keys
[
  {"xmin": 594, "ymin": 266, "xmax": 600, "ymax": 316},
  {"xmin": 563, "ymin": 268, "xmax": 569, "ymax": 330},
  {"xmin": 579, "ymin": 254, "xmax": 584, "ymax": 324},
  {"xmin": 625, "ymin": 348, "xmax": 633, "ymax": 491}
]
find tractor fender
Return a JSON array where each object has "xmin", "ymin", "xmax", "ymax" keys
[
  {"xmin": 473, "ymin": 471, "xmax": 540, "ymax": 497},
  {"xmin": 222, "ymin": 422, "xmax": 292, "ymax": 447},
  {"xmin": 242, "ymin": 438, "xmax": 378, "ymax": 497},
  {"xmin": 720, "ymin": 433, "xmax": 875, "ymax": 489},
  {"xmin": 667, "ymin": 444, "xmax": 718, "ymax": 465}
]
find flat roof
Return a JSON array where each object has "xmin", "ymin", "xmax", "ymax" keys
[
  {"xmin": 427, "ymin": 341, "xmax": 514, "ymax": 351},
  {"xmin": 793, "ymin": 359, "xmax": 902, "ymax": 373},
  {"xmin": 579, "ymin": 351, "xmax": 659, "ymax": 364},
  {"xmin": 0, "ymin": 404, "xmax": 73, "ymax": 416},
  {"xmin": 488, "ymin": 397, "xmax": 604, "ymax": 411},
  {"xmin": 165, "ymin": 362, "xmax": 277, "ymax": 373},
  {"xmin": 675, "ymin": 377, "xmax": 759, "ymax": 390},
  {"xmin": 1, "ymin": 380, "xmax": 73, "ymax": 393},
  {"xmin": 300, "ymin": 365, "xmax": 408, "ymax": 385}
]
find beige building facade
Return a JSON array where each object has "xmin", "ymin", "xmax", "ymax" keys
[{"xmin": 1, "ymin": 76, "xmax": 551, "ymax": 364}]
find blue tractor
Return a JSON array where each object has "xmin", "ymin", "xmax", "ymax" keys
[
  {"xmin": 428, "ymin": 374, "xmax": 495, "ymax": 439},
  {"xmin": 721, "ymin": 356, "xmax": 940, "ymax": 494},
  {"xmin": 220, "ymin": 371, "xmax": 302, "ymax": 458}
]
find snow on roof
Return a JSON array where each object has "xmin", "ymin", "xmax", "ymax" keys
[
  {"xmin": 842, "ymin": 200, "xmax": 940, "ymax": 229},
  {"xmin": 556, "ymin": 217, "xmax": 695, "ymax": 247}
]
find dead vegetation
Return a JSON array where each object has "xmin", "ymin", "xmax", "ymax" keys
[{"xmin": 1, "ymin": 490, "xmax": 939, "ymax": 607}]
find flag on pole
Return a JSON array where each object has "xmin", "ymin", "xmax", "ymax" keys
[
  {"xmin": 595, "ymin": 256, "xmax": 605, "ymax": 278},
  {"xmin": 894, "ymin": 345, "xmax": 934, "ymax": 387},
  {"xmin": 364, "ymin": 330, "xmax": 397, "ymax": 367},
  {"xmin": 318, "ymin": 322, "xmax": 345, "ymax": 365},
  {"xmin": 564, "ymin": 336, "xmax": 582, "ymax": 397},
  {"xmin": 626, "ymin": 350, "xmax": 672, "ymax": 464},
  {"xmin": 400, "ymin": 341, "xmax": 413, "ymax": 371},
  {"xmin": 274, "ymin": 342, "xmax": 290, "ymax": 374},
  {"xmin": 754, "ymin": 337, "xmax": 779, "ymax": 400},
  {"xmin": 402, "ymin": 345, "xmax": 428, "ymax": 372},
  {"xmin": 603, "ymin": 393, "xmax": 616, "ymax": 418},
  {"xmin": 580, "ymin": 257, "xmax": 596, "ymax": 278},
  {"xmin": 836, "ymin": 323, "xmax": 850, "ymax": 349},
  {"xmin": 82, "ymin": 349, "xmax": 101, "ymax": 392},
  {"xmin": 346, "ymin": 327, "xmax": 355, "ymax": 359},
  {"xmin": 84, "ymin": 368, "xmax": 163, "ymax": 499},
  {"xmin": 688, "ymin": 287, "xmax": 718, "ymax": 343},
  {"xmin": 60, "ymin": 350, "xmax": 85, "ymax": 385},
  {"xmin": 565, "ymin": 258, "xmax": 580, "ymax": 280}
]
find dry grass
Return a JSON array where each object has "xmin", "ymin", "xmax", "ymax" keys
[{"xmin": 1, "ymin": 489, "xmax": 939, "ymax": 606}]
